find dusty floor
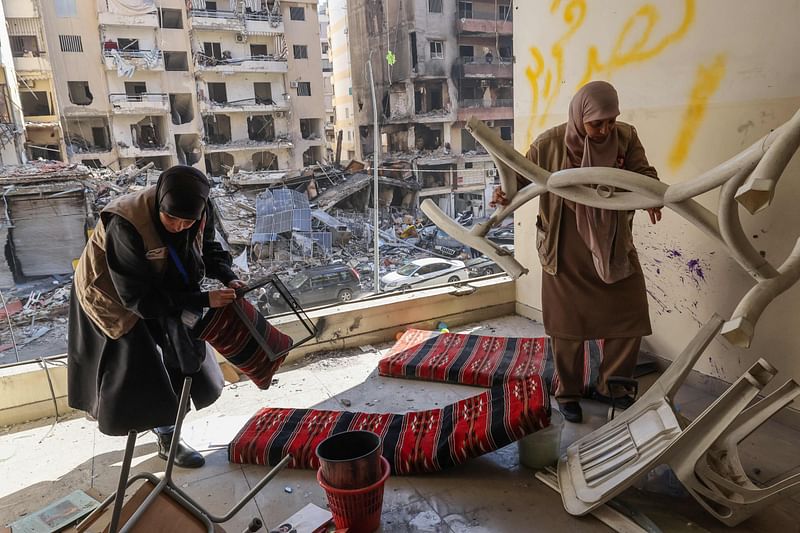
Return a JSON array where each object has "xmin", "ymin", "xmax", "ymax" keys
[{"xmin": 2, "ymin": 315, "xmax": 800, "ymax": 532}]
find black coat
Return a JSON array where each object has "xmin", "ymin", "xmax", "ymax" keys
[{"xmin": 68, "ymin": 201, "xmax": 236, "ymax": 435}]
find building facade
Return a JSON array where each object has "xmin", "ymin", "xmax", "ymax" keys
[
  {"xmin": 18, "ymin": 0, "xmax": 325, "ymax": 174},
  {"xmin": 0, "ymin": 1, "xmax": 29, "ymax": 165},
  {"xmin": 327, "ymin": 0, "xmax": 358, "ymax": 162},
  {"xmin": 344, "ymin": 0, "xmax": 513, "ymax": 216},
  {"xmin": 318, "ymin": 2, "xmax": 335, "ymax": 158}
]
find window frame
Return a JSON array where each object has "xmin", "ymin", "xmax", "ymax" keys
[
  {"xmin": 290, "ymin": 6, "xmax": 305, "ymax": 20},
  {"xmin": 428, "ymin": 0, "xmax": 443, "ymax": 14},
  {"xmin": 296, "ymin": 82, "xmax": 312, "ymax": 97},
  {"xmin": 429, "ymin": 40, "xmax": 444, "ymax": 60},
  {"xmin": 293, "ymin": 45, "xmax": 309, "ymax": 59}
]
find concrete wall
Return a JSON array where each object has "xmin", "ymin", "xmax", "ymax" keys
[
  {"xmin": 513, "ymin": 1, "xmax": 800, "ymax": 401},
  {"xmin": 328, "ymin": 0, "xmax": 358, "ymax": 159}
]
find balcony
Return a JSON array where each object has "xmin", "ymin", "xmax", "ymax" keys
[
  {"xmin": 189, "ymin": 9, "xmax": 284, "ymax": 34},
  {"xmin": 194, "ymin": 54, "xmax": 288, "ymax": 75},
  {"xmin": 109, "ymin": 93, "xmax": 170, "ymax": 115},
  {"xmin": 103, "ymin": 49, "xmax": 164, "ymax": 71},
  {"xmin": 460, "ymin": 57, "xmax": 513, "ymax": 78},
  {"xmin": 204, "ymin": 135, "xmax": 293, "ymax": 153},
  {"xmin": 117, "ymin": 142, "xmax": 172, "ymax": 159},
  {"xmin": 457, "ymin": 15, "xmax": 512, "ymax": 35},
  {"xmin": 457, "ymin": 99, "xmax": 513, "ymax": 121},
  {"xmin": 98, "ymin": 10, "xmax": 159, "ymax": 27},
  {"xmin": 199, "ymin": 98, "xmax": 289, "ymax": 114},
  {"xmin": 13, "ymin": 54, "xmax": 51, "ymax": 74}
]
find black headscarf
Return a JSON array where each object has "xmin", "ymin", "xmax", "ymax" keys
[{"xmin": 155, "ymin": 165, "xmax": 210, "ymax": 221}]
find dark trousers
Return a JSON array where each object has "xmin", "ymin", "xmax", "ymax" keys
[{"xmin": 552, "ymin": 336, "xmax": 642, "ymax": 402}]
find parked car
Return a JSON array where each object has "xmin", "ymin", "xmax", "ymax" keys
[
  {"xmin": 467, "ymin": 245, "xmax": 515, "ymax": 278},
  {"xmin": 417, "ymin": 226, "xmax": 467, "ymax": 258},
  {"xmin": 486, "ymin": 226, "xmax": 515, "ymax": 246},
  {"xmin": 381, "ymin": 258, "xmax": 468, "ymax": 290},
  {"xmin": 261, "ymin": 264, "xmax": 362, "ymax": 313}
]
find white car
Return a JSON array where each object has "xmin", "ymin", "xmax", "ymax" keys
[{"xmin": 381, "ymin": 258, "xmax": 468, "ymax": 290}]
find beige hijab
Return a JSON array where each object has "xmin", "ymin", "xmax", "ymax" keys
[{"xmin": 564, "ymin": 81, "xmax": 635, "ymax": 284}]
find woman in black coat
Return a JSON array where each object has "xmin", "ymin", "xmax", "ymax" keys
[{"xmin": 68, "ymin": 165, "xmax": 244, "ymax": 468}]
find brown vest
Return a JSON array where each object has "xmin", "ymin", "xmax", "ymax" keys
[{"xmin": 74, "ymin": 187, "xmax": 204, "ymax": 339}]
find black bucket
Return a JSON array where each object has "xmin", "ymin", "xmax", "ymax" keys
[{"xmin": 316, "ymin": 430, "xmax": 383, "ymax": 490}]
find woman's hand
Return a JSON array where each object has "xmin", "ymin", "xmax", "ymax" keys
[
  {"xmin": 209, "ymin": 288, "xmax": 237, "ymax": 308},
  {"xmin": 227, "ymin": 279, "xmax": 247, "ymax": 290},
  {"xmin": 646, "ymin": 207, "xmax": 662, "ymax": 224},
  {"xmin": 489, "ymin": 186, "xmax": 510, "ymax": 208}
]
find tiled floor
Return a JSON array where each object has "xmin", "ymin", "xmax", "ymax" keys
[{"xmin": 2, "ymin": 315, "xmax": 800, "ymax": 532}]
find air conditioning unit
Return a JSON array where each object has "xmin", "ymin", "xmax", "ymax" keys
[
  {"xmin": 486, "ymin": 168, "xmax": 498, "ymax": 178},
  {"xmin": 275, "ymin": 111, "xmax": 285, "ymax": 118},
  {"xmin": 485, "ymin": 120, "xmax": 495, "ymax": 127},
  {"xmin": 289, "ymin": 81, "xmax": 299, "ymax": 88},
  {"xmin": 235, "ymin": 33, "xmax": 246, "ymax": 43}
]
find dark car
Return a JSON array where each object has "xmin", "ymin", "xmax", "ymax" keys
[
  {"xmin": 418, "ymin": 226, "xmax": 467, "ymax": 258},
  {"xmin": 486, "ymin": 226, "xmax": 514, "ymax": 246},
  {"xmin": 262, "ymin": 264, "xmax": 361, "ymax": 312}
]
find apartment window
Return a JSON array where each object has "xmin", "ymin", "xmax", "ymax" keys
[
  {"xmin": 458, "ymin": 1, "xmax": 473, "ymax": 18},
  {"xmin": 430, "ymin": 41, "xmax": 444, "ymax": 60},
  {"xmin": 499, "ymin": 46, "xmax": 513, "ymax": 60},
  {"xmin": 117, "ymin": 38, "xmax": 140, "ymax": 52},
  {"xmin": 67, "ymin": 81, "xmax": 93, "ymax": 105},
  {"xmin": 345, "ymin": 108, "xmax": 349, "ymax": 119},
  {"xmin": 124, "ymin": 82, "xmax": 147, "ymax": 97},
  {"xmin": 321, "ymin": 42, "xmax": 329, "ymax": 54},
  {"xmin": 459, "ymin": 45, "xmax": 474, "ymax": 62},
  {"xmin": 254, "ymin": 82, "xmax": 273, "ymax": 104},
  {"xmin": 428, "ymin": 0, "xmax": 443, "ymax": 13},
  {"xmin": 290, "ymin": 7, "xmax": 305, "ymax": 20},
  {"xmin": 164, "ymin": 51, "xmax": 188, "ymax": 71},
  {"xmin": 207, "ymin": 82, "xmax": 228, "ymax": 103},
  {"xmin": 55, "ymin": 0, "xmax": 77, "ymax": 17},
  {"xmin": 10, "ymin": 36, "xmax": 39, "ymax": 57},
  {"xmin": 410, "ymin": 32, "xmax": 418, "ymax": 69},
  {"xmin": 59, "ymin": 35, "xmax": 83, "ymax": 53},
  {"xmin": 293, "ymin": 45, "xmax": 308, "ymax": 59},
  {"xmin": 206, "ymin": 1, "xmax": 218, "ymax": 10},
  {"xmin": 347, "ymin": 131, "xmax": 352, "ymax": 141},
  {"xmin": 500, "ymin": 126, "xmax": 512, "ymax": 141},
  {"xmin": 159, "ymin": 8, "xmax": 183, "ymax": 28},
  {"xmin": 250, "ymin": 44, "xmax": 268, "ymax": 57},
  {"xmin": 498, "ymin": 4, "xmax": 512, "ymax": 20},
  {"xmin": 464, "ymin": 162, "xmax": 473, "ymax": 169},
  {"xmin": 296, "ymin": 82, "xmax": 311, "ymax": 96},
  {"xmin": 20, "ymin": 91, "xmax": 52, "ymax": 116},
  {"xmin": 203, "ymin": 42, "xmax": 222, "ymax": 61}
]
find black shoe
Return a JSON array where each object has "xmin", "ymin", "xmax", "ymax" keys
[
  {"xmin": 558, "ymin": 401, "xmax": 583, "ymax": 423},
  {"xmin": 592, "ymin": 391, "xmax": 637, "ymax": 410},
  {"xmin": 154, "ymin": 431, "xmax": 205, "ymax": 468}
]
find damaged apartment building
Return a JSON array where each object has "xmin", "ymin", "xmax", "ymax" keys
[
  {"xmin": 342, "ymin": 0, "xmax": 513, "ymax": 216},
  {"xmin": 2, "ymin": 0, "xmax": 327, "ymax": 176}
]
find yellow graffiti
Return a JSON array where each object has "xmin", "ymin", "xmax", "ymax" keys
[
  {"xmin": 524, "ymin": 0, "xmax": 696, "ymax": 147},
  {"xmin": 668, "ymin": 54, "xmax": 727, "ymax": 170},
  {"xmin": 580, "ymin": 0, "xmax": 695, "ymax": 86}
]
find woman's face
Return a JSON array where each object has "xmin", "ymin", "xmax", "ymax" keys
[
  {"xmin": 583, "ymin": 117, "xmax": 616, "ymax": 143},
  {"xmin": 159, "ymin": 212, "xmax": 196, "ymax": 233}
]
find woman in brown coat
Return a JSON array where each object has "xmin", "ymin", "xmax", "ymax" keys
[{"xmin": 494, "ymin": 81, "xmax": 661, "ymax": 422}]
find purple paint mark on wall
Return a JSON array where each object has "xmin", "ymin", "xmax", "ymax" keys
[
  {"xmin": 666, "ymin": 249, "xmax": 682, "ymax": 258},
  {"xmin": 687, "ymin": 258, "xmax": 706, "ymax": 281}
]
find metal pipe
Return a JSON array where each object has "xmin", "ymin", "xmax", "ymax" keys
[{"xmin": 367, "ymin": 56, "xmax": 381, "ymax": 292}]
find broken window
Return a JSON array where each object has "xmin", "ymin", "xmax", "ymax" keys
[
  {"xmin": 458, "ymin": 1, "xmax": 473, "ymax": 18},
  {"xmin": 499, "ymin": 4, "xmax": 512, "ymax": 20},
  {"xmin": 59, "ymin": 35, "xmax": 83, "ymax": 53},
  {"xmin": 117, "ymin": 38, "xmax": 140, "ymax": 52},
  {"xmin": 500, "ymin": 126, "xmax": 512, "ymax": 141},
  {"xmin": 409, "ymin": 32, "xmax": 418, "ymax": 70},
  {"xmin": 169, "ymin": 93, "xmax": 194, "ymax": 125},
  {"xmin": 250, "ymin": 44, "xmax": 269, "ymax": 57},
  {"xmin": 203, "ymin": 115, "xmax": 231, "ymax": 144},
  {"xmin": 459, "ymin": 45, "xmax": 474, "ymax": 62},
  {"xmin": 248, "ymin": 115, "xmax": 275, "ymax": 142},
  {"xmin": 428, "ymin": 0, "xmax": 442, "ymax": 13},
  {"xmin": 300, "ymin": 119, "xmax": 318, "ymax": 140},
  {"xmin": 67, "ymin": 81, "xmax": 93, "ymax": 105},
  {"xmin": 429, "ymin": 41, "xmax": 444, "ymax": 60},
  {"xmin": 92, "ymin": 126, "xmax": 110, "ymax": 149},
  {"xmin": 254, "ymin": 82, "xmax": 273, "ymax": 104},
  {"xmin": 159, "ymin": 8, "xmax": 183, "ymax": 28},
  {"xmin": 290, "ymin": 6, "xmax": 305, "ymax": 20},
  {"xmin": 415, "ymin": 124, "xmax": 442, "ymax": 150},
  {"xmin": 302, "ymin": 147, "xmax": 317, "ymax": 166},
  {"xmin": 296, "ymin": 82, "xmax": 311, "ymax": 97},
  {"xmin": 293, "ymin": 45, "xmax": 308, "ymax": 59},
  {"xmin": 461, "ymin": 129, "xmax": 476, "ymax": 152},
  {"xmin": 203, "ymin": 42, "xmax": 222, "ymax": 61},
  {"xmin": 124, "ymin": 82, "xmax": 147, "ymax": 98},
  {"xmin": 20, "ymin": 91, "xmax": 52, "ymax": 116},
  {"xmin": 207, "ymin": 82, "xmax": 228, "ymax": 103},
  {"xmin": 164, "ymin": 52, "xmax": 188, "ymax": 71},
  {"xmin": 10, "ymin": 36, "xmax": 39, "ymax": 57},
  {"xmin": 252, "ymin": 151, "xmax": 279, "ymax": 171},
  {"xmin": 131, "ymin": 118, "xmax": 162, "ymax": 148}
]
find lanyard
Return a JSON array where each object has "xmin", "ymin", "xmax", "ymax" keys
[{"xmin": 166, "ymin": 244, "xmax": 190, "ymax": 286}]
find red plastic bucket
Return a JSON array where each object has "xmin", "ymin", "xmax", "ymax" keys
[{"xmin": 317, "ymin": 456, "xmax": 390, "ymax": 533}]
